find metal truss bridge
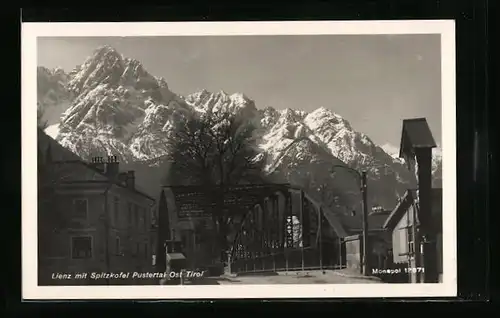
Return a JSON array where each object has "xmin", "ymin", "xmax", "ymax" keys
[{"xmin": 161, "ymin": 183, "xmax": 348, "ymax": 274}]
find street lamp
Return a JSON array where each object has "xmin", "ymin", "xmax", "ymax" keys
[{"xmin": 331, "ymin": 165, "xmax": 370, "ymax": 276}]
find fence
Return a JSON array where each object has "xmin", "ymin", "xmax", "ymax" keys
[{"xmin": 230, "ymin": 246, "xmax": 345, "ymax": 274}]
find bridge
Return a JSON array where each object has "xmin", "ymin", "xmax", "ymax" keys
[{"xmin": 156, "ymin": 183, "xmax": 350, "ymax": 275}]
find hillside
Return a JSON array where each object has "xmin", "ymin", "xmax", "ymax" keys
[{"xmin": 37, "ymin": 45, "xmax": 442, "ymax": 212}]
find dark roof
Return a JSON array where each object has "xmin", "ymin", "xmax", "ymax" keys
[
  {"xmin": 57, "ymin": 161, "xmax": 155, "ymax": 201},
  {"xmin": 162, "ymin": 184, "xmax": 349, "ymax": 238},
  {"xmin": 166, "ymin": 253, "xmax": 186, "ymax": 261},
  {"xmin": 399, "ymin": 118, "xmax": 437, "ymax": 158},
  {"xmin": 383, "ymin": 188, "xmax": 442, "ymax": 230},
  {"xmin": 57, "ymin": 178, "xmax": 156, "ymax": 202},
  {"xmin": 321, "ymin": 209, "xmax": 349, "ymax": 238},
  {"xmin": 382, "ymin": 191, "xmax": 414, "ymax": 230},
  {"xmin": 38, "ymin": 128, "xmax": 82, "ymax": 162},
  {"xmin": 164, "ymin": 183, "xmax": 291, "ymax": 213},
  {"xmin": 340, "ymin": 211, "xmax": 392, "ymax": 234},
  {"xmin": 303, "ymin": 193, "xmax": 347, "ymax": 237},
  {"xmin": 39, "ymin": 129, "xmax": 155, "ymax": 201}
]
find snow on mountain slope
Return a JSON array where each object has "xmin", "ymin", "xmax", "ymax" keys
[
  {"xmin": 381, "ymin": 143, "xmax": 443, "ymax": 187},
  {"xmin": 255, "ymin": 106, "xmax": 417, "ymax": 209},
  {"xmin": 431, "ymin": 147, "xmax": 443, "ymax": 187},
  {"xmin": 37, "ymin": 66, "xmax": 73, "ymax": 127},
  {"xmin": 40, "ymin": 45, "xmax": 192, "ymax": 162},
  {"xmin": 128, "ymin": 96, "xmax": 195, "ymax": 160},
  {"xmin": 44, "ymin": 124, "xmax": 60, "ymax": 139},
  {"xmin": 37, "ymin": 45, "xmax": 441, "ymax": 208},
  {"xmin": 381, "ymin": 143, "xmax": 400, "ymax": 160},
  {"xmin": 185, "ymin": 89, "xmax": 261, "ymax": 128}
]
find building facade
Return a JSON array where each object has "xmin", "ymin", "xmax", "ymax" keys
[
  {"xmin": 383, "ymin": 188, "xmax": 443, "ymax": 283},
  {"xmin": 341, "ymin": 207, "xmax": 394, "ymax": 275},
  {"xmin": 393, "ymin": 117, "xmax": 441, "ymax": 283},
  {"xmin": 38, "ymin": 130, "xmax": 155, "ymax": 285}
]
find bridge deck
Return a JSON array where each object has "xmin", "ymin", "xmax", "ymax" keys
[{"xmin": 213, "ymin": 270, "xmax": 382, "ymax": 284}]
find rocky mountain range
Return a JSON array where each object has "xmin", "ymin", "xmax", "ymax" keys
[{"xmin": 37, "ymin": 45, "xmax": 442, "ymax": 213}]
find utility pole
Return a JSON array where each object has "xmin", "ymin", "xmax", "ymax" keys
[
  {"xmin": 332, "ymin": 165, "xmax": 371, "ymax": 276},
  {"xmin": 361, "ymin": 171, "xmax": 370, "ymax": 276}
]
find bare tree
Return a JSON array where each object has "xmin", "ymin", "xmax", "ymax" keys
[
  {"xmin": 164, "ymin": 110, "xmax": 266, "ymax": 261},
  {"xmin": 295, "ymin": 171, "xmax": 344, "ymax": 214}
]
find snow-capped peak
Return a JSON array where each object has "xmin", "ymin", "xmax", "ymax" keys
[
  {"xmin": 185, "ymin": 89, "xmax": 210, "ymax": 104},
  {"xmin": 433, "ymin": 146, "xmax": 443, "ymax": 159},
  {"xmin": 381, "ymin": 143, "xmax": 400, "ymax": 159},
  {"xmin": 380, "ymin": 143, "xmax": 442, "ymax": 174},
  {"xmin": 53, "ymin": 66, "xmax": 64, "ymax": 71},
  {"xmin": 67, "ymin": 46, "xmax": 125, "ymax": 94},
  {"xmin": 305, "ymin": 107, "xmax": 350, "ymax": 129},
  {"xmin": 37, "ymin": 44, "xmax": 442, "ymax": 207},
  {"xmin": 93, "ymin": 45, "xmax": 123, "ymax": 60}
]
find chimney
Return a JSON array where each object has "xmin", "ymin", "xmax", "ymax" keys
[
  {"xmin": 117, "ymin": 172, "xmax": 128, "ymax": 185},
  {"xmin": 92, "ymin": 163, "xmax": 105, "ymax": 173},
  {"xmin": 126, "ymin": 170, "xmax": 135, "ymax": 189},
  {"xmin": 105, "ymin": 161, "xmax": 120, "ymax": 178},
  {"xmin": 90, "ymin": 156, "xmax": 106, "ymax": 172}
]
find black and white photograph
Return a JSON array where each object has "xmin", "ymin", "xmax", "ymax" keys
[{"xmin": 22, "ymin": 21, "xmax": 456, "ymax": 299}]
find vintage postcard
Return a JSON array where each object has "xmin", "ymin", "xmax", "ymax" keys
[{"xmin": 22, "ymin": 20, "xmax": 456, "ymax": 299}]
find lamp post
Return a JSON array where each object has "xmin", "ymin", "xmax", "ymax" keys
[{"xmin": 331, "ymin": 165, "xmax": 370, "ymax": 276}]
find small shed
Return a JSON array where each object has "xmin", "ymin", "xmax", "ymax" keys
[
  {"xmin": 166, "ymin": 252, "xmax": 186, "ymax": 262},
  {"xmin": 166, "ymin": 252, "xmax": 187, "ymax": 272}
]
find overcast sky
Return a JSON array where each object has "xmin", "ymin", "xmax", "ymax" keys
[{"xmin": 37, "ymin": 35, "xmax": 442, "ymax": 150}]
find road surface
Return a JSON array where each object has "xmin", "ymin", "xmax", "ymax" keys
[{"xmin": 186, "ymin": 270, "xmax": 383, "ymax": 285}]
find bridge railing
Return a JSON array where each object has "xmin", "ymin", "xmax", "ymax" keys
[{"xmin": 230, "ymin": 247, "xmax": 346, "ymax": 274}]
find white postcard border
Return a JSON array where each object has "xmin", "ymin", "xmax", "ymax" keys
[{"xmin": 22, "ymin": 20, "xmax": 456, "ymax": 299}]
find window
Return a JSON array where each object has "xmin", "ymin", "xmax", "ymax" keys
[
  {"xmin": 73, "ymin": 199, "xmax": 88, "ymax": 219},
  {"xmin": 71, "ymin": 236, "xmax": 92, "ymax": 259},
  {"xmin": 134, "ymin": 205, "xmax": 139, "ymax": 228},
  {"xmin": 132, "ymin": 241, "xmax": 141, "ymax": 257},
  {"xmin": 194, "ymin": 229, "xmax": 202, "ymax": 245},
  {"xmin": 132, "ymin": 241, "xmax": 137, "ymax": 256},
  {"xmin": 127, "ymin": 202, "xmax": 133, "ymax": 225},
  {"xmin": 407, "ymin": 226, "xmax": 415, "ymax": 256},
  {"xmin": 143, "ymin": 210, "xmax": 148, "ymax": 232},
  {"xmin": 138, "ymin": 208, "xmax": 144, "ymax": 231},
  {"xmin": 114, "ymin": 196, "xmax": 120, "ymax": 225},
  {"xmin": 115, "ymin": 236, "xmax": 121, "ymax": 255}
]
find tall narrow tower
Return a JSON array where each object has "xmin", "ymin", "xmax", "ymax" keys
[{"xmin": 399, "ymin": 118, "xmax": 439, "ymax": 283}]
